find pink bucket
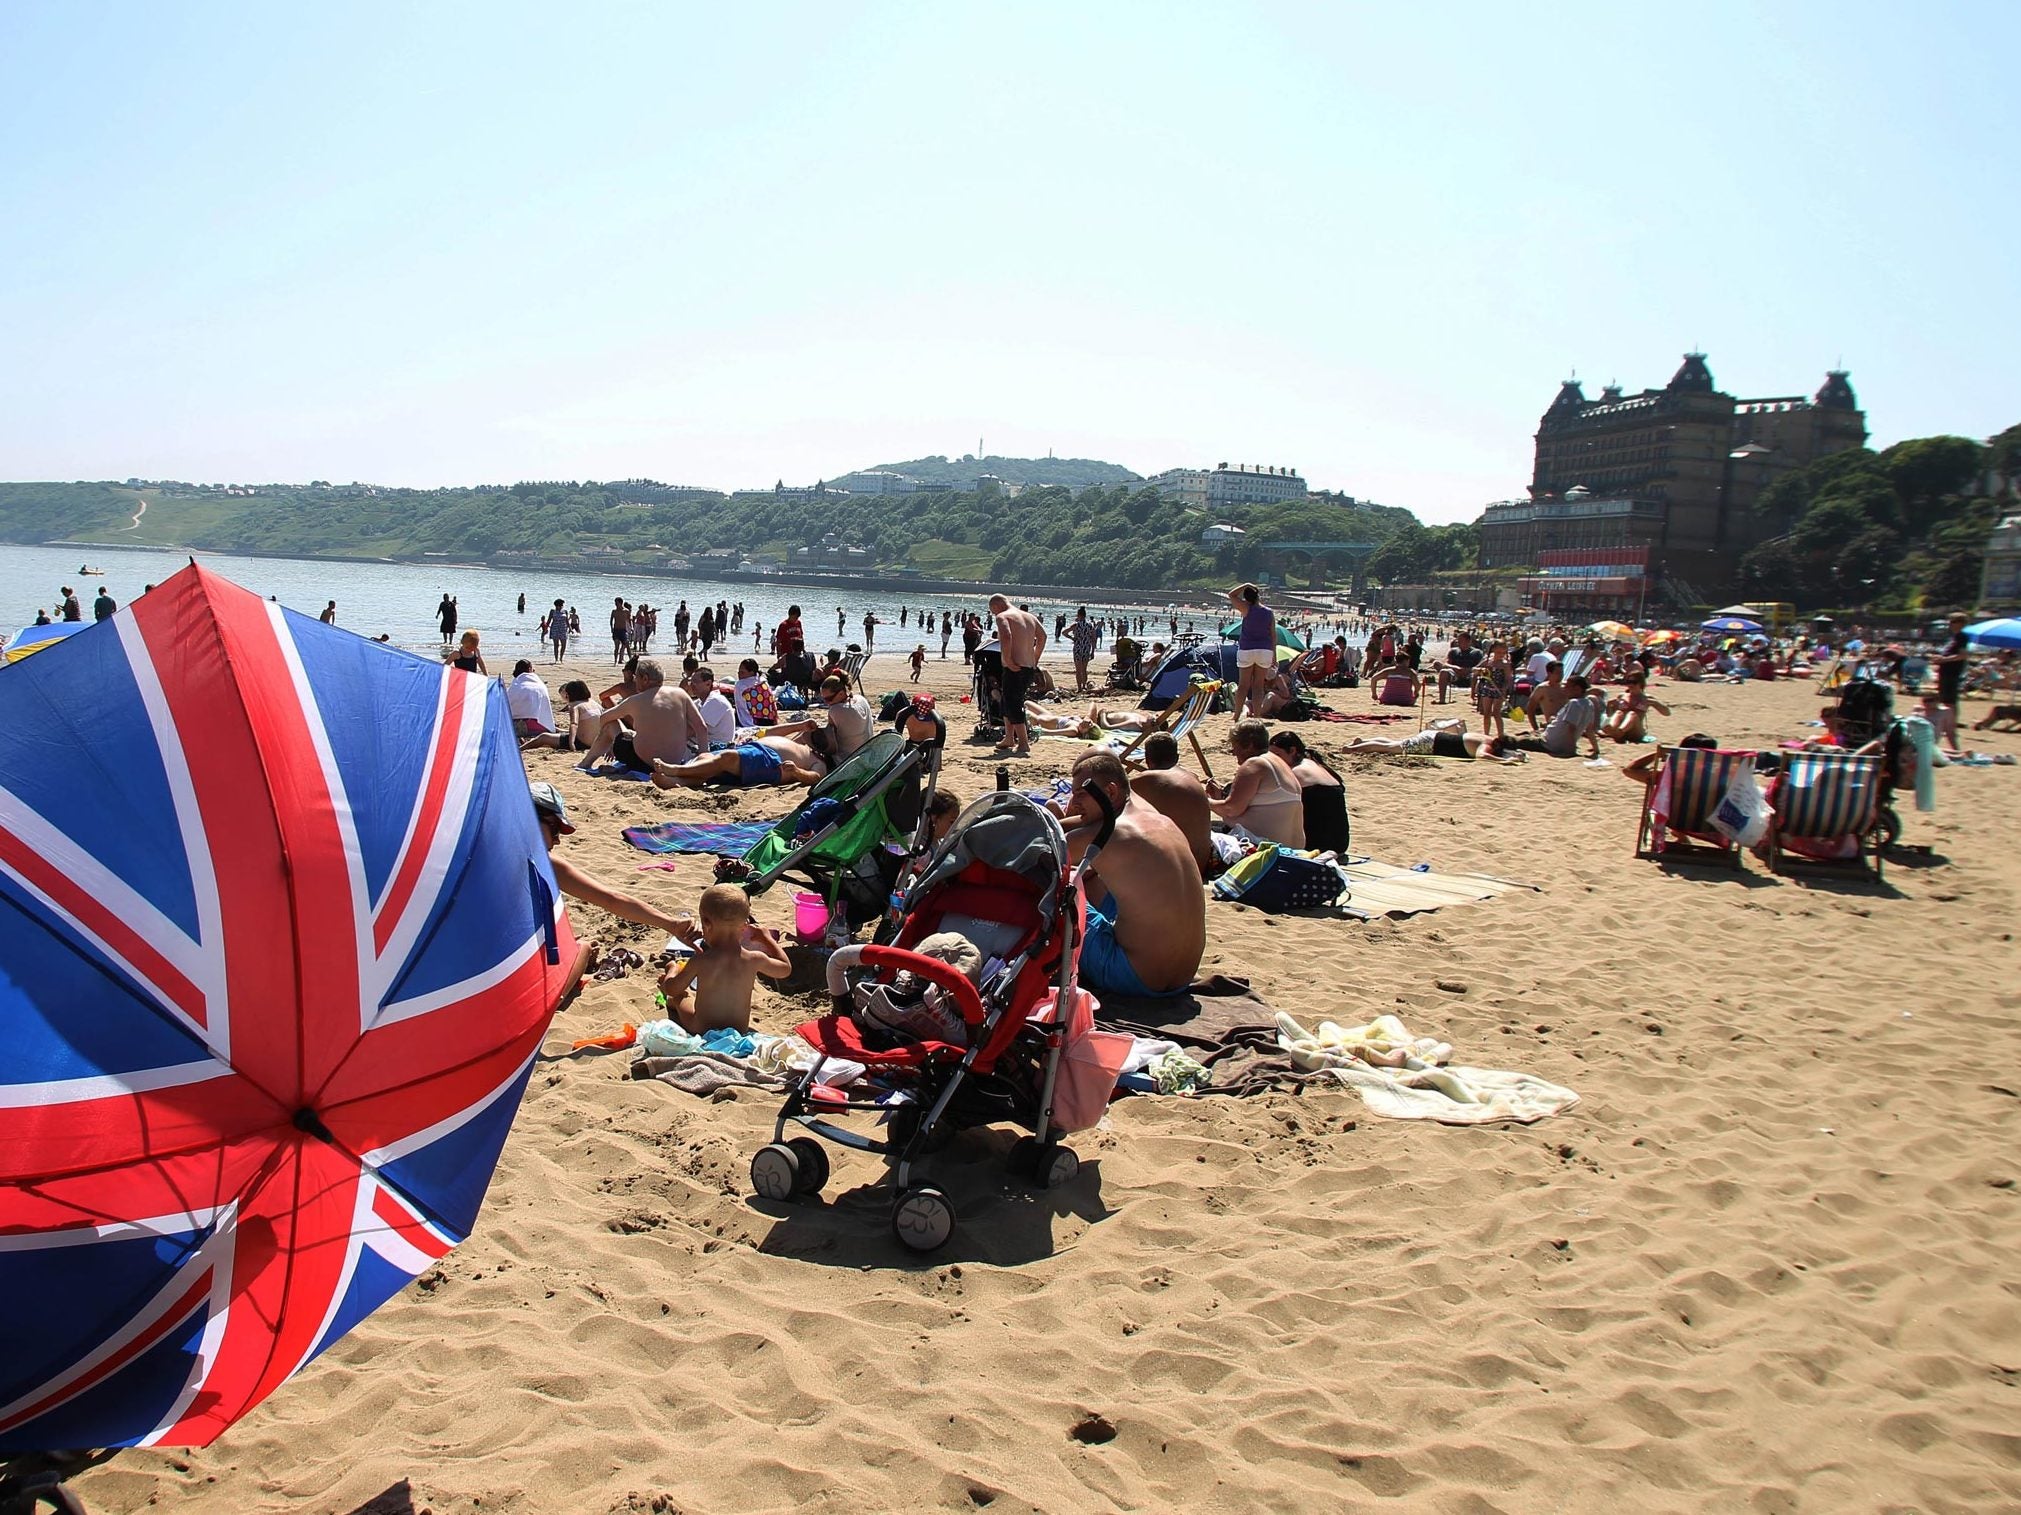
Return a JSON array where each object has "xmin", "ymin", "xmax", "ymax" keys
[{"xmin": 793, "ymin": 891, "xmax": 830, "ymax": 940}]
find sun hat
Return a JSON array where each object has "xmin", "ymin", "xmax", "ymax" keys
[{"xmin": 528, "ymin": 780, "xmax": 575, "ymax": 834}]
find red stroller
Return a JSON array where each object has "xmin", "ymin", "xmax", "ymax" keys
[{"xmin": 748, "ymin": 789, "xmax": 1116, "ymax": 1252}]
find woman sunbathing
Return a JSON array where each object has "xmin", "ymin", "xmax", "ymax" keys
[
  {"xmin": 1338, "ymin": 725, "xmax": 1523, "ymax": 763},
  {"xmin": 1026, "ymin": 704, "xmax": 1165, "ymax": 738}
]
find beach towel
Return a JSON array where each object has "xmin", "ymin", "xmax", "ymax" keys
[
  {"xmin": 1095, "ymin": 977, "xmax": 1324, "ymax": 1096},
  {"xmin": 631, "ymin": 1052, "xmax": 786, "ymax": 1097},
  {"xmin": 1313, "ymin": 709, "xmax": 1411, "ymax": 724},
  {"xmin": 1331, "ymin": 860, "xmax": 1534, "ymax": 919},
  {"xmin": 1275, "ymin": 1012, "xmax": 1579, "ymax": 1125},
  {"xmin": 623, "ymin": 817, "xmax": 782, "ymax": 856}
]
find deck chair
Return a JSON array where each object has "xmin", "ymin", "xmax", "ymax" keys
[
  {"xmin": 1634, "ymin": 745, "xmax": 1758, "ymax": 867},
  {"xmin": 1811, "ymin": 657, "xmax": 1848, "ymax": 691},
  {"xmin": 1116, "ymin": 678, "xmax": 1220, "ymax": 780},
  {"xmin": 839, "ymin": 650, "xmax": 869, "ymax": 688},
  {"xmin": 1765, "ymin": 751, "xmax": 1885, "ymax": 881}
]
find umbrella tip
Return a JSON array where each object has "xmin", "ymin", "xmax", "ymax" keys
[{"xmin": 292, "ymin": 1107, "xmax": 337, "ymax": 1144}]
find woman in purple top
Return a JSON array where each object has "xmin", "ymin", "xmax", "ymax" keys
[{"xmin": 1230, "ymin": 582, "xmax": 1276, "ymax": 719}]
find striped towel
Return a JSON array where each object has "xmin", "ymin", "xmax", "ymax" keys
[{"xmin": 622, "ymin": 818, "xmax": 780, "ymax": 857}]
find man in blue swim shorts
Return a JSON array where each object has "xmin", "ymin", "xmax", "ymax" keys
[
  {"xmin": 1059, "ymin": 751, "xmax": 1205, "ymax": 998},
  {"xmin": 650, "ymin": 730, "xmax": 830, "ymax": 790}
]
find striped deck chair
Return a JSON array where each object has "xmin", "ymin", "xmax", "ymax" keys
[
  {"xmin": 1117, "ymin": 678, "xmax": 1221, "ymax": 780},
  {"xmin": 1767, "ymin": 751, "xmax": 1885, "ymax": 880},
  {"xmin": 839, "ymin": 650, "xmax": 869, "ymax": 688},
  {"xmin": 1635, "ymin": 745, "xmax": 1758, "ymax": 866}
]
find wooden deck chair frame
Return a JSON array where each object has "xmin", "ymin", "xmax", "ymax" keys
[
  {"xmin": 1634, "ymin": 745, "xmax": 1756, "ymax": 867},
  {"xmin": 1117, "ymin": 679, "xmax": 1219, "ymax": 781},
  {"xmin": 1764, "ymin": 752, "xmax": 1886, "ymax": 882}
]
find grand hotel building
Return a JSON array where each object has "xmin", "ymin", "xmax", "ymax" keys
[{"xmin": 1477, "ymin": 354, "xmax": 1866, "ymax": 608}]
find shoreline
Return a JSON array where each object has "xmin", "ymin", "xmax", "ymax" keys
[{"xmin": 33, "ymin": 538, "xmax": 1242, "ymax": 612}]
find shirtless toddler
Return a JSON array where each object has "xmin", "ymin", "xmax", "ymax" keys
[{"xmin": 656, "ymin": 884, "xmax": 792, "ymax": 1033}]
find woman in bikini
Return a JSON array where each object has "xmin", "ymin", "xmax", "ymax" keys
[{"xmin": 1601, "ymin": 670, "xmax": 1670, "ymax": 744}]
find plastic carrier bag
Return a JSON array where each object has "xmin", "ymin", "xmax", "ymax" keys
[
  {"xmin": 1210, "ymin": 845, "xmax": 1348, "ymax": 911},
  {"xmin": 1033, "ymin": 989, "xmax": 1131, "ymax": 1133},
  {"xmin": 1708, "ymin": 771, "xmax": 1771, "ymax": 848}
]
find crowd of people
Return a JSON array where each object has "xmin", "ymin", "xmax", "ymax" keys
[{"xmin": 448, "ymin": 579, "xmax": 2021, "ymax": 1028}]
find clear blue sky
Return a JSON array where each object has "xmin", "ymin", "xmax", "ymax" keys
[{"xmin": 3, "ymin": 2, "xmax": 2015, "ymax": 523}]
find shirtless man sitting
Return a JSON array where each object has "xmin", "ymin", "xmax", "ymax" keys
[
  {"xmin": 990, "ymin": 592, "xmax": 1047, "ymax": 758},
  {"xmin": 1126, "ymin": 732, "xmax": 1215, "ymax": 879},
  {"xmin": 1523, "ymin": 660, "xmax": 1570, "ymax": 730},
  {"xmin": 577, "ymin": 657, "xmax": 705, "ymax": 773},
  {"xmin": 1061, "ymin": 751, "xmax": 1205, "ymax": 997},
  {"xmin": 651, "ymin": 728, "xmax": 830, "ymax": 789}
]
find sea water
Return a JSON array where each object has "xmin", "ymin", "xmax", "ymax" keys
[{"xmin": 0, "ymin": 541, "xmax": 1212, "ymax": 659}]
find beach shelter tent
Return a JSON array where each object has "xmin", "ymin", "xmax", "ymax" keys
[
  {"xmin": 1712, "ymin": 605, "xmax": 1758, "ymax": 618},
  {"xmin": 1964, "ymin": 617, "xmax": 2021, "ymax": 650},
  {"xmin": 2, "ymin": 621, "xmax": 90, "ymax": 663},
  {"xmin": 0, "ymin": 564, "xmax": 578, "ymax": 1451},
  {"xmin": 1141, "ymin": 640, "xmax": 1233, "ymax": 710}
]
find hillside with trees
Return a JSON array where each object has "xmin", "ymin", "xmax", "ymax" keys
[
  {"xmin": 1738, "ymin": 425, "xmax": 2015, "ymax": 610},
  {"xmin": 857, "ymin": 454, "xmax": 1142, "ymax": 490},
  {"xmin": 0, "ymin": 477, "xmax": 1415, "ymax": 591}
]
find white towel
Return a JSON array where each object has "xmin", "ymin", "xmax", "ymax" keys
[{"xmin": 1274, "ymin": 1011, "xmax": 1578, "ymax": 1125}]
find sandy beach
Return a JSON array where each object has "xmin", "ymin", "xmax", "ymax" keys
[{"xmin": 69, "ymin": 642, "xmax": 2021, "ymax": 1515}]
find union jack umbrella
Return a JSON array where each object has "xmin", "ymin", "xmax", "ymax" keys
[{"xmin": 0, "ymin": 565, "xmax": 577, "ymax": 1450}]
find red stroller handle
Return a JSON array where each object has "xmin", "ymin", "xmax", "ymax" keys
[{"xmin": 828, "ymin": 942, "xmax": 988, "ymax": 1024}]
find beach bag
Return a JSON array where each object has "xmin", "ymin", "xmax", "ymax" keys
[
  {"xmin": 1708, "ymin": 772, "xmax": 1771, "ymax": 848},
  {"xmin": 739, "ymin": 679, "xmax": 779, "ymax": 726},
  {"xmin": 1210, "ymin": 845, "xmax": 1347, "ymax": 911},
  {"xmin": 1033, "ymin": 989, "xmax": 1131, "ymax": 1134}
]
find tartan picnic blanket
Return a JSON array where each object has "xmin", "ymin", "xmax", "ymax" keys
[{"xmin": 622, "ymin": 818, "xmax": 779, "ymax": 857}]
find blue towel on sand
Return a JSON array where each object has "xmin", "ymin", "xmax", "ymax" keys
[{"xmin": 622, "ymin": 818, "xmax": 781, "ymax": 856}]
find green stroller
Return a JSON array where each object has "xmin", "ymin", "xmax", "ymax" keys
[{"xmin": 716, "ymin": 719, "xmax": 945, "ymax": 934}]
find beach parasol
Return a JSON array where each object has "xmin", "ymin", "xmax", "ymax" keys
[
  {"xmin": 1219, "ymin": 621, "xmax": 1307, "ymax": 653},
  {"xmin": 0, "ymin": 564, "xmax": 577, "ymax": 1451},
  {"xmin": 1701, "ymin": 616, "xmax": 1764, "ymax": 634},
  {"xmin": 1641, "ymin": 629, "xmax": 1682, "ymax": 646},
  {"xmin": 1965, "ymin": 617, "xmax": 2021, "ymax": 650},
  {"xmin": 1587, "ymin": 620, "xmax": 1634, "ymax": 641},
  {"xmin": 2, "ymin": 621, "xmax": 91, "ymax": 663}
]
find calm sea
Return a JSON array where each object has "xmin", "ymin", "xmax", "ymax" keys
[{"xmin": 0, "ymin": 542, "xmax": 1217, "ymax": 659}]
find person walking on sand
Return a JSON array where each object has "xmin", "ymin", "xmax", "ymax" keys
[
  {"xmin": 1069, "ymin": 606, "xmax": 1099, "ymax": 693},
  {"xmin": 989, "ymin": 593, "xmax": 1046, "ymax": 758}
]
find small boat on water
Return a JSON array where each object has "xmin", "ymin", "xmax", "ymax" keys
[{"xmin": 77, "ymin": 564, "xmax": 104, "ymax": 574}]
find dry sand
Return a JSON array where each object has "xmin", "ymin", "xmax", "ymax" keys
[{"xmin": 70, "ymin": 646, "xmax": 2021, "ymax": 1514}]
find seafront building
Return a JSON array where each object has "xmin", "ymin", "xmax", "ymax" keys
[
  {"xmin": 1147, "ymin": 463, "xmax": 1308, "ymax": 511},
  {"xmin": 1477, "ymin": 354, "xmax": 1867, "ymax": 606}
]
